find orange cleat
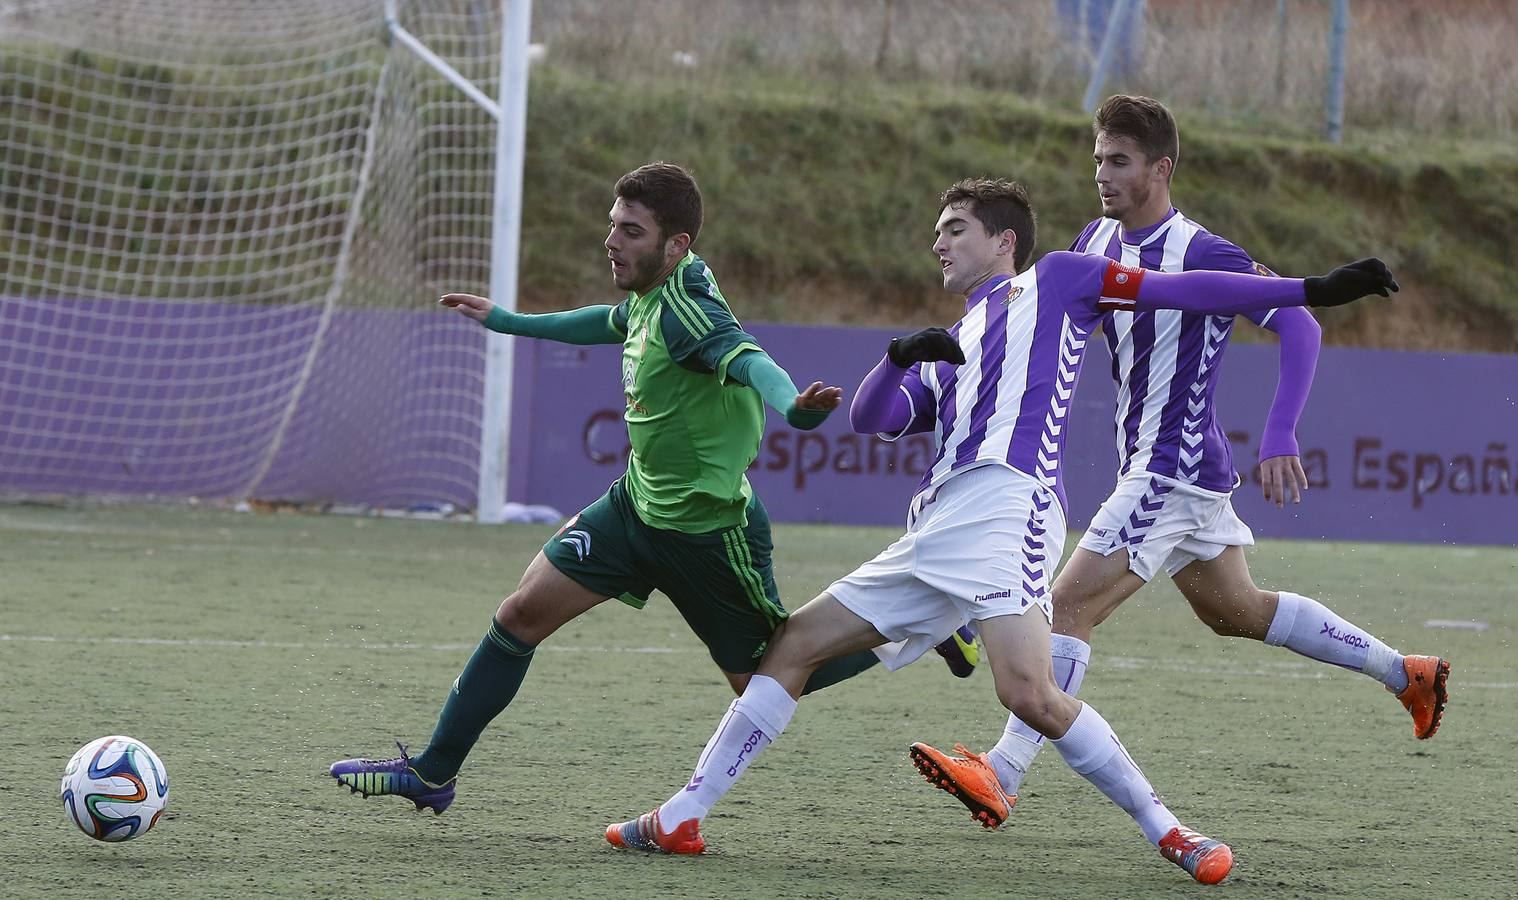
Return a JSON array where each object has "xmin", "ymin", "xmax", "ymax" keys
[
  {"xmin": 1158, "ymin": 826, "xmax": 1234, "ymax": 885},
  {"xmin": 1396, "ymin": 655, "xmax": 1450, "ymax": 739},
  {"xmin": 605, "ymin": 808, "xmax": 705, "ymax": 855},
  {"xmin": 908, "ymin": 742, "xmax": 1014, "ymax": 830}
]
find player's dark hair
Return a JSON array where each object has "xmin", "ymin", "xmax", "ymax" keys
[
  {"xmin": 1094, "ymin": 94, "xmax": 1180, "ymax": 178},
  {"xmin": 939, "ymin": 178, "xmax": 1037, "ymax": 272},
  {"xmin": 614, "ymin": 162, "xmax": 703, "ymax": 245}
]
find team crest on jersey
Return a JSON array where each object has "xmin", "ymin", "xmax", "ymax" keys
[
  {"xmin": 1253, "ymin": 261, "xmax": 1277, "ymax": 278},
  {"xmin": 1002, "ymin": 285, "xmax": 1025, "ymax": 306},
  {"xmin": 622, "ymin": 326, "xmax": 651, "ymax": 414}
]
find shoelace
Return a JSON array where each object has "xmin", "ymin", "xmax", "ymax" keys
[
  {"xmin": 1164, "ymin": 829, "xmax": 1212, "ymax": 866},
  {"xmin": 353, "ymin": 741, "xmax": 412, "ymax": 769},
  {"xmin": 951, "ymin": 743, "xmax": 989, "ymax": 766},
  {"xmin": 948, "ymin": 744, "xmax": 1008, "ymax": 805},
  {"xmin": 627, "ymin": 812, "xmax": 660, "ymax": 849}
]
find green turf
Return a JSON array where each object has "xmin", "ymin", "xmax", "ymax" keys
[{"xmin": 2, "ymin": 503, "xmax": 1513, "ymax": 898}]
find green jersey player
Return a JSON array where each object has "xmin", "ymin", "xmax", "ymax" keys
[{"xmin": 328, "ymin": 163, "xmax": 880, "ymax": 814}]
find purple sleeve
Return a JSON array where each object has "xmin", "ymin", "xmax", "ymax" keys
[
  {"xmin": 1256, "ymin": 307, "xmax": 1322, "ymax": 460},
  {"xmin": 1038, "ymin": 250, "xmax": 1305, "ymax": 323},
  {"xmin": 1182, "ymin": 233, "xmax": 1284, "ymax": 326},
  {"xmin": 849, "ymin": 352, "xmax": 933, "ymax": 438},
  {"xmin": 1132, "ymin": 268, "xmax": 1306, "ymax": 315},
  {"xmin": 1034, "ymin": 251, "xmax": 1109, "ymax": 331},
  {"xmin": 1183, "ymin": 232, "xmax": 1259, "ymax": 275}
]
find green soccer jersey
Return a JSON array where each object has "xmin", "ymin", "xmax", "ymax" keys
[{"xmin": 608, "ymin": 252, "xmax": 766, "ymax": 532}]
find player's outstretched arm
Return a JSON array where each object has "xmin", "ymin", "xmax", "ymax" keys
[
  {"xmin": 439, "ymin": 293, "xmax": 624, "ymax": 345},
  {"xmin": 850, "ymin": 327, "xmax": 962, "ymax": 434},
  {"xmin": 1092, "ymin": 257, "xmax": 1399, "ymax": 316},
  {"xmin": 850, "ymin": 354, "xmax": 914, "ymax": 434},
  {"xmin": 726, "ymin": 349, "xmax": 842, "ymax": 431},
  {"xmin": 1257, "ymin": 307, "xmax": 1321, "ymax": 507}
]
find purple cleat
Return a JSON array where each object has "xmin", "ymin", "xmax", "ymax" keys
[
  {"xmin": 328, "ymin": 743, "xmax": 456, "ymax": 814},
  {"xmin": 934, "ymin": 625, "xmax": 979, "ymax": 678}
]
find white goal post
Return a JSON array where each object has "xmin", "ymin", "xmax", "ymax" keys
[
  {"xmin": 385, "ymin": 0, "xmax": 531, "ymax": 524},
  {"xmin": 0, "ymin": 0, "xmax": 531, "ymax": 520}
]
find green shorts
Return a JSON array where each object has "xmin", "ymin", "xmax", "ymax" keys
[{"xmin": 542, "ymin": 478, "xmax": 788, "ymax": 674}]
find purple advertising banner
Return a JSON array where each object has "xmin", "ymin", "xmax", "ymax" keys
[
  {"xmin": 510, "ymin": 323, "xmax": 1518, "ymax": 547},
  {"xmin": 0, "ymin": 297, "xmax": 483, "ymax": 508},
  {"xmin": 4, "ymin": 297, "xmax": 1515, "ymax": 545}
]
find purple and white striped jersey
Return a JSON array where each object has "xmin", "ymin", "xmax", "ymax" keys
[
  {"xmin": 1069, "ymin": 208, "xmax": 1276, "ymax": 492},
  {"xmin": 884, "ymin": 253, "xmax": 1136, "ymax": 513}
]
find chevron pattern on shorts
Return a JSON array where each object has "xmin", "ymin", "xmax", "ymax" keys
[
  {"xmin": 1019, "ymin": 488, "xmax": 1053, "ymax": 608},
  {"xmin": 1114, "ymin": 477, "xmax": 1174, "ymax": 547}
]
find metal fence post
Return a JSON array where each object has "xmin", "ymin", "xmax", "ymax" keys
[{"xmin": 1327, "ymin": 0, "xmax": 1349, "ymax": 143}]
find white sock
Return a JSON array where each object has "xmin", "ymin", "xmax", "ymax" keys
[
  {"xmin": 1266, "ymin": 592, "xmax": 1407, "ymax": 692},
  {"xmin": 989, "ymin": 634, "xmax": 1091, "ymax": 792},
  {"xmin": 658, "ymin": 675, "xmax": 797, "ymax": 825},
  {"xmin": 1051, "ymin": 703, "xmax": 1179, "ymax": 846}
]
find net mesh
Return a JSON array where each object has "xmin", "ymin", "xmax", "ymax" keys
[{"xmin": 0, "ymin": 0, "xmax": 502, "ymax": 509}]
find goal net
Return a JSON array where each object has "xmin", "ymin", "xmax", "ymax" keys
[{"xmin": 0, "ymin": 0, "xmax": 507, "ymax": 512}]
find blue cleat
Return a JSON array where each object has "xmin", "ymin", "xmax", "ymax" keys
[
  {"xmin": 329, "ymin": 743, "xmax": 456, "ymax": 814},
  {"xmin": 934, "ymin": 625, "xmax": 979, "ymax": 678}
]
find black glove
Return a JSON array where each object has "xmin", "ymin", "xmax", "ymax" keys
[
  {"xmin": 1303, "ymin": 258, "xmax": 1399, "ymax": 308},
  {"xmin": 888, "ymin": 327, "xmax": 965, "ymax": 367}
]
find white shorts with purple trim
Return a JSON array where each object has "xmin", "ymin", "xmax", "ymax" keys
[
  {"xmin": 1078, "ymin": 471, "xmax": 1254, "ymax": 583},
  {"xmin": 827, "ymin": 464, "xmax": 1066, "ymax": 672}
]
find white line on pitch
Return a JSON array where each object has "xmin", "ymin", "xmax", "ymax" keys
[
  {"xmin": 1, "ymin": 633, "xmax": 1512, "ymax": 690},
  {"xmin": 0, "ymin": 633, "xmax": 673, "ymax": 654}
]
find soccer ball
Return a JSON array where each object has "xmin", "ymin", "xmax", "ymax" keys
[{"xmin": 61, "ymin": 735, "xmax": 169, "ymax": 842}]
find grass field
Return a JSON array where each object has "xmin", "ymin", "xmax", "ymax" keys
[{"xmin": 2, "ymin": 503, "xmax": 1513, "ymax": 898}]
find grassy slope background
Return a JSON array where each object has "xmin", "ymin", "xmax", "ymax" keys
[
  {"xmin": 4, "ymin": 53, "xmax": 1515, "ymax": 351},
  {"xmin": 521, "ymin": 69, "xmax": 1518, "ymax": 351}
]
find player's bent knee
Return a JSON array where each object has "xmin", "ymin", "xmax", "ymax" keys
[
  {"xmin": 997, "ymin": 679, "xmax": 1069, "ymax": 735},
  {"xmin": 494, "ymin": 588, "xmax": 567, "ymax": 644},
  {"xmin": 764, "ymin": 625, "xmax": 830, "ymax": 673}
]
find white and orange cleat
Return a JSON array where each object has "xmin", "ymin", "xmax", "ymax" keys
[
  {"xmin": 605, "ymin": 808, "xmax": 705, "ymax": 855},
  {"xmin": 1395, "ymin": 655, "xmax": 1450, "ymax": 739},
  {"xmin": 908, "ymin": 741, "xmax": 1014, "ymax": 829},
  {"xmin": 1158, "ymin": 825, "xmax": 1234, "ymax": 885}
]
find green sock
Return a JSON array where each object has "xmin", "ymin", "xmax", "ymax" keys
[
  {"xmin": 412, "ymin": 619, "xmax": 535, "ymax": 785},
  {"xmin": 800, "ymin": 650, "xmax": 879, "ymax": 696}
]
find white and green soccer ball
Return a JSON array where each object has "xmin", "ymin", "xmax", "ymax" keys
[{"xmin": 61, "ymin": 736, "xmax": 169, "ymax": 842}]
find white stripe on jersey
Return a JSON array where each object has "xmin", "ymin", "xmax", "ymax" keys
[
  {"xmin": 923, "ymin": 273, "xmax": 1065, "ymax": 491},
  {"xmin": 973, "ymin": 278, "xmax": 1038, "ymax": 465},
  {"xmin": 925, "ymin": 277, "xmax": 1000, "ymax": 486},
  {"xmin": 1125, "ymin": 222, "xmax": 1191, "ymax": 474}
]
